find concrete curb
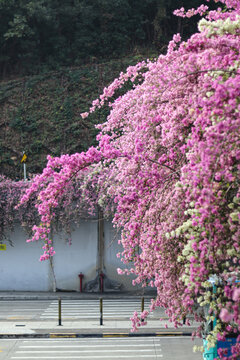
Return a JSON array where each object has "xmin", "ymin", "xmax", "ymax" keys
[{"xmin": 0, "ymin": 331, "xmax": 193, "ymax": 339}]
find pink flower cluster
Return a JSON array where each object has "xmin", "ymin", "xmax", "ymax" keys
[
  {"xmin": 0, "ymin": 175, "xmax": 38, "ymax": 242},
  {"xmin": 19, "ymin": 147, "xmax": 102, "ymax": 260},
  {"xmin": 173, "ymin": 5, "xmax": 209, "ymax": 18},
  {"xmin": 19, "ymin": 0, "xmax": 240, "ymax": 356}
]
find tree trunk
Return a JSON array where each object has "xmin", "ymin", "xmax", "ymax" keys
[{"xmin": 49, "ymin": 255, "xmax": 57, "ymax": 292}]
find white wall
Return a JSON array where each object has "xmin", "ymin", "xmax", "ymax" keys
[
  {"xmin": 0, "ymin": 219, "xmax": 140, "ymax": 292},
  {"xmin": 53, "ymin": 218, "xmax": 98, "ymax": 291},
  {"xmin": 0, "ymin": 225, "xmax": 49, "ymax": 290},
  {"xmin": 104, "ymin": 220, "xmax": 139, "ymax": 291},
  {"xmin": 0, "ymin": 220, "xmax": 98, "ymax": 292}
]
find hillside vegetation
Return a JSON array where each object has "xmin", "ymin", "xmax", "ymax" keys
[
  {"xmin": 0, "ymin": 0, "xmax": 208, "ymax": 179},
  {"xmin": 0, "ymin": 54, "xmax": 157, "ymax": 179}
]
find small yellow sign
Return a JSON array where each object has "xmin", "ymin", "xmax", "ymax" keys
[
  {"xmin": 0, "ymin": 244, "xmax": 6, "ymax": 251},
  {"xmin": 21, "ymin": 153, "xmax": 27, "ymax": 163}
]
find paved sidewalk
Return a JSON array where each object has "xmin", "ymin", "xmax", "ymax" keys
[{"xmin": 0, "ymin": 291, "xmax": 197, "ymax": 338}]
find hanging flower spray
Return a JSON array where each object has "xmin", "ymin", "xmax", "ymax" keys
[{"xmin": 20, "ymin": 1, "xmax": 240, "ymax": 357}]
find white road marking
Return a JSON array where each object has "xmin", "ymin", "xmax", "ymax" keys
[
  {"xmin": 46, "ymin": 300, "xmax": 151, "ymax": 305},
  {"xmin": 22, "ymin": 338, "xmax": 159, "ymax": 342},
  {"xmin": 12, "ymin": 356, "xmax": 162, "ymax": 359},
  {"xmin": 11, "ymin": 337, "xmax": 162, "ymax": 359},
  {"xmin": 19, "ymin": 344, "xmax": 161, "ymax": 348},
  {"xmin": 47, "ymin": 306, "xmax": 151, "ymax": 310},
  {"xmin": 17, "ymin": 350, "xmax": 158, "ymax": 353},
  {"xmin": 0, "ymin": 310, "xmax": 46, "ymax": 312},
  {"xmin": 1, "ymin": 300, "xmax": 157, "ymax": 321},
  {"xmin": 40, "ymin": 314, "xmax": 149, "ymax": 316},
  {"xmin": 40, "ymin": 300, "xmax": 154, "ymax": 319}
]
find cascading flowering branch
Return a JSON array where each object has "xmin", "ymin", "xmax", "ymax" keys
[
  {"xmin": 20, "ymin": 0, "xmax": 239, "ymax": 357},
  {"xmin": 19, "ymin": 147, "xmax": 103, "ymax": 260},
  {"xmin": 0, "ymin": 175, "xmax": 35, "ymax": 242},
  {"xmin": 0, "ymin": 172, "xmax": 100, "ymax": 250}
]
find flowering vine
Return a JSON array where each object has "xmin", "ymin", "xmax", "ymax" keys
[
  {"xmin": 18, "ymin": 0, "xmax": 240, "ymax": 358},
  {"xmin": 0, "ymin": 175, "xmax": 34, "ymax": 243},
  {"xmin": 0, "ymin": 172, "xmax": 100, "ymax": 254}
]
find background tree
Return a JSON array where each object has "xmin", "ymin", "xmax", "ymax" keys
[
  {"xmin": 0, "ymin": 0, "xmax": 210, "ymax": 77},
  {"xmin": 0, "ymin": 0, "xmax": 216, "ymax": 180}
]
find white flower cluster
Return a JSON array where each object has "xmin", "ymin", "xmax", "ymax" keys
[
  {"xmin": 228, "ymin": 196, "xmax": 240, "ymax": 224},
  {"xmin": 199, "ymin": 15, "xmax": 240, "ymax": 37}
]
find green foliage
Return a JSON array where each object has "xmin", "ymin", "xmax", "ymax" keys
[
  {"xmin": 0, "ymin": 0, "xmax": 209, "ymax": 77},
  {"xmin": 0, "ymin": 0, "xmax": 211, "ymax": 178},
  {"xmin": 0, "ymin": 53, "xmax": 157, "ymax": 179}
]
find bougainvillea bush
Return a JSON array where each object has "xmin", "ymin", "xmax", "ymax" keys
[
  {"xmin": 19, "ymin": 0, "xmax": 239, "ymax": 358},
  {"xmin": 0, "ymin": 174, "xmax": 97, "ymax": 247},
  {"xmin": 0, "ymin": 175, "xmax": 32, "ymax": 243}
]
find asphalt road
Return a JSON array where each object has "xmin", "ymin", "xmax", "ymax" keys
[{"xmin": 0, "ymin": 337, "xmax": 203, "ymax": 360}]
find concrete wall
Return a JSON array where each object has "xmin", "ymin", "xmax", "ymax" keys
[
  {"xmin": 0, "ymin": 225, "xmax": 49, "ymax": 290},
  {"xmin": 104, "ymin": 220, "xmax": 138, "ymax": 291},
  {"xmin": 0, "ymin": 219, "xmax": 138, "ymax": 291},
  {"xmin": 53, "ymin": 218, "xmax": 98, "ymax": 291}
]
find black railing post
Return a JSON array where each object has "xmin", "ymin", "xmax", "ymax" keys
[
  {"xmin": 100, "ymin": 298, "xmax": 103, "ymax": 325},
  {"xmin": 141, "ymin": 297, "xmax": 144, "ymax": 322},
  {"xmin": 58, "ymin": 298, "xmax": 62, "ymax": 326}
]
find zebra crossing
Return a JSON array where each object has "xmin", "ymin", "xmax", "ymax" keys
[
  {"xmin": 40, "ymin": 299, "xmax": 154, "ymax": 320},
  {"xmin": 0, "ymin": 301, "xmax": 50, "ymax": 320},
  {"xmin": 0, "ymin": 337, "xmax": 204, "ymax": 360},
  {"xmin": 0, "ymin": 299, "xmax": 162, "ymax": 321},
  {"xmin": 9, "ymin": 337, "xmax": 163, "ymax": 359}
]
